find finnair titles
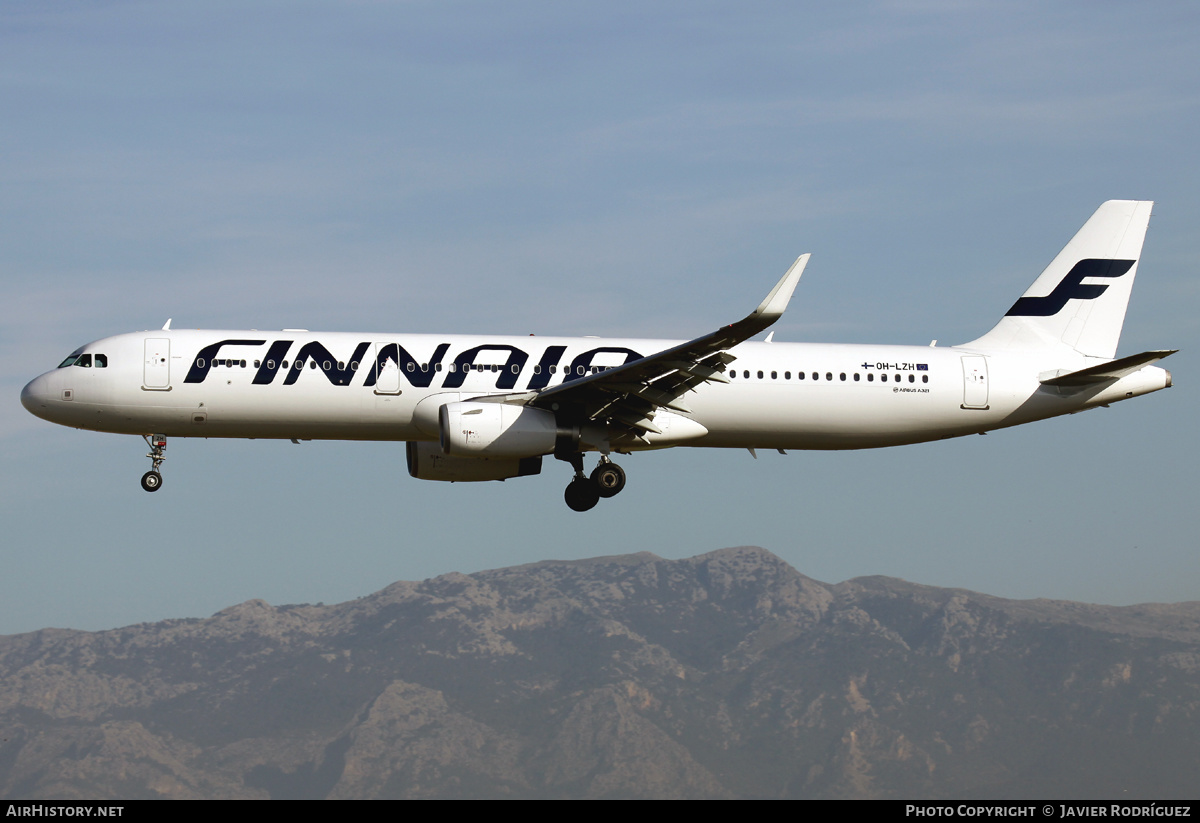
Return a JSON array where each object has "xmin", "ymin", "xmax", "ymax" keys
[{"xmin": 22, "ymin": 201, "xmax": 1174, "ymax": 511}]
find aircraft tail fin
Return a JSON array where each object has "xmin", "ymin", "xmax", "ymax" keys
[{"xmin": 961, "ymin": 200, "xmax": 1153, "ymax": 358}]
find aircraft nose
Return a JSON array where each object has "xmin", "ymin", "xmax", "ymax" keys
[{"xmin": 20, "ymin": 373, "xmax": 54, "ymax": 417}]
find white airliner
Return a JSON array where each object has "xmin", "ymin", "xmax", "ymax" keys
[{"xmin": 21, "ymin": 201, "xmax": 1174, "ymax": 511}]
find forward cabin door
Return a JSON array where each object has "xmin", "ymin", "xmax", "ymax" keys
[{"xmin": 143, "ymin": 338, "xmax": 171, "ymax": 390}]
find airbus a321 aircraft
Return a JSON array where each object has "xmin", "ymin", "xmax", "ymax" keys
[{"xmin": 22, "ymin": 201, "xmax": 1175, "ymax": 511}]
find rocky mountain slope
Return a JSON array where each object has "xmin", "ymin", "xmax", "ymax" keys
[{"xmin": 2, "ymin": 547, "xmax": 1197, "ymax": 799}]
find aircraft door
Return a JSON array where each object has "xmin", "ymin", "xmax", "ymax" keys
[
  {"xmin": 374, "ymin": 342, "xmax": 401, "ymax": 394},
  {"xmin": 143, "ymin": 338, "xmax": 171, "ymax": 390},
  {"xmin": 960, "ymin": 356, "xmax": 988, "ymax": 409}
]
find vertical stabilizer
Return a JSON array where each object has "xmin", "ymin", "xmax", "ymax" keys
[{"xmin": 961, "ymin": 200, "xmax": 1153, "ymax": 358}]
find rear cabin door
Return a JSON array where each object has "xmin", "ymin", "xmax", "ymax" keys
[{"xmin": 960, "ymin": 355, "xmax": 989, "ymax": 409}]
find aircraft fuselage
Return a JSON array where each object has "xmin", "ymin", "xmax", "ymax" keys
[{"xmin": 21, "ymin": 329, "xmax": 1170, "ymax": 450}]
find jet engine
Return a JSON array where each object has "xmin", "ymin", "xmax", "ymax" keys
[
  {"xmin": 438, "ymin": 401, "xmax": 557, "ymax": 457},
  {"xmin": 406, "ymin": 441, "xmax": 542, "ymax": 482}
]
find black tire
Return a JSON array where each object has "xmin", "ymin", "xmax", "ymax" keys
[
  {"xmin": 141, "ymin": 471, "xmax": 162, "ymax": 492},
  {"xmin": 591, "ymin": 462, "xmax": 626, "ymax": 498},
  {"xmin": 564, "ymin": 477, "xmax": 600, "ymax": 512}
]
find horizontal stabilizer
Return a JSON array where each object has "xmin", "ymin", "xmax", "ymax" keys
[{"xmin": 1040, "ymin": 350, "xmax": 1177, "ymax": 387}]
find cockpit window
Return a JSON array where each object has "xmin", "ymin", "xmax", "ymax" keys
[
  {"xmin": 57, "ymin": 350, "xmax": 106, "ymax": 368},
  {"xmin": 57, "ymin": 348, "xmax": 86, "ymax": 368}
]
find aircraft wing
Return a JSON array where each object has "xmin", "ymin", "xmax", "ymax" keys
[{"xmin": 524, "ymin": 254, "xmax": 809, "ymax": 437}]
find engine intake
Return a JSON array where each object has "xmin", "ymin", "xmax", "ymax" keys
[{"xmin": 439, "ymin": 401, "xmax": 557, "ymax": 457}]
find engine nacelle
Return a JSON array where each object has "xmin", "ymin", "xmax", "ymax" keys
[
  {"xmin": 406, "ymin": 440, "xmax": 542, "ymax": 482},
  {"xmin": 438, "ymin": 401, "xmax": 557, "ymax": 457}
]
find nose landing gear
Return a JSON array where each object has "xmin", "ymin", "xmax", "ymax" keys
[
  {"xmin": 562, "ymin": 454, "xmax": 626, "ymax": 512},
  {"xmin": 141, "ymin": 434, "xmax": 166, "ymax": 492}
]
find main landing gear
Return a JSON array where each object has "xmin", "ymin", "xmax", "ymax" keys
[
  {"xmin": 562, "ymin": 454, "xmax": 627, "ymax": 512},
  {"xmin": 141, "ymin": 434, "xmax": 166, "ymax": 492}
]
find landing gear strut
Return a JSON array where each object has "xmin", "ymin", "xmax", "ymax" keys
[
  {"xmin": 561, "ymin": 454, "xmax": 626, "ymax": 512},
  {"xmin": 141, "ymin": 434, "xmax": 166, "ymax": 492}
]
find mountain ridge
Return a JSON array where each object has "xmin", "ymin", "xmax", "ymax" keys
[{"xmin": 2, "ymin": 545, "xmax": 1196, "ymax": 799}]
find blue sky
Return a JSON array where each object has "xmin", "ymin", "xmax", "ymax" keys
[{"xmin": 2, "ymin": 1, "xmax": 1197, "ymax": 634}]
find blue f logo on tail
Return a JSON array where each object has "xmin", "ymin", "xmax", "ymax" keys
[{"xmin": 1005, "ymin": 258, "xmax": 1135, "ymax": 317}]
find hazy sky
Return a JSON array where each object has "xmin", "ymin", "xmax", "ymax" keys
[{"xmin": 2, "ymin": 1, "xmax": 1197, "ymax": 634}]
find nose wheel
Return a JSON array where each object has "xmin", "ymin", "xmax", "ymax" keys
[
  {"xmin": 562, "ymin": 455, "xmax": 626, "ymax": 512},
  {"xmin": 141, "ymin": 434, "xmax": 167, "ymax": 492}
]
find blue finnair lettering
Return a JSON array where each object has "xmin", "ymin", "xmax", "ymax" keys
[
  {"xmin": 183, "ymin": 340, "xmax": 646, "ymax": 390},
  {"xmin": 362, "ymin": 343, "xmax": 450, "ymax": 389},
  {"xmin": 443, "ymin": 345, "xmax": 530, "ymax": 390},
  {"xmin": 281, "ymin": 341, "xmax": 371, "ymax": 386},
  {"xmin": 564, "ymin": 347, "xmax": 643, "ymax": 381},
  {"xmin": 185, "ymin": 340, "xmax": 267, "ymax": 383},
  {"xmin": 252, "ymin": 340, "xmax": 293, "ymax": 384},
  {"xmin": 1006, "ymin": 259, "xmax": 1135, "ymax": 317},
  {"xmin": 527, "ymin": 345, "xmax": 567, "ymax": 390}
]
